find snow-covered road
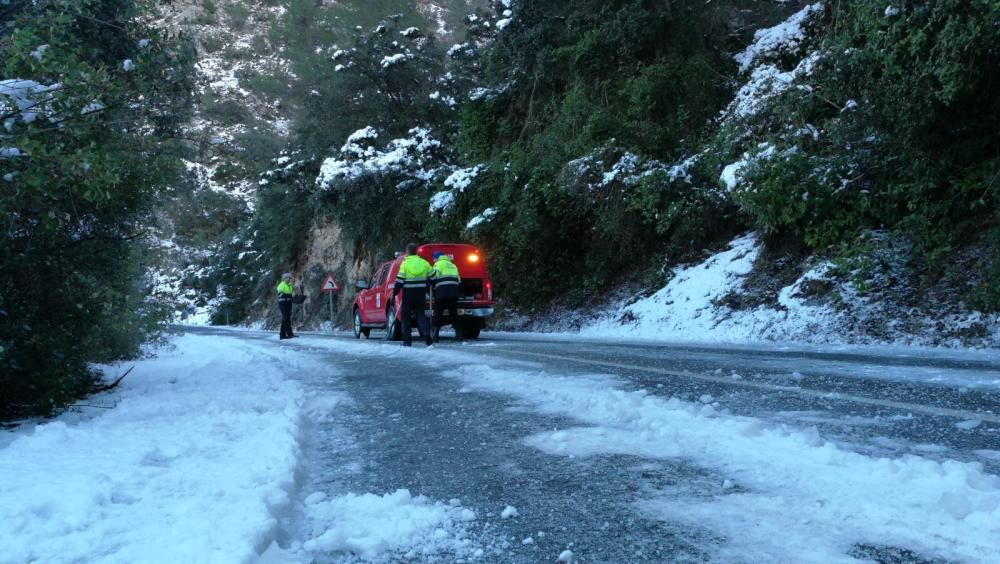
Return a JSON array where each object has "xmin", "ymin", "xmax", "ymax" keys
[{"xmin": 2, "ymin": 328, "xmax": 999, "ymax": 563}]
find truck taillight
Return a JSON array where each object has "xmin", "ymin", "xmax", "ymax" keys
[{"xmin": 486, "ymin": 281, "xmax": 493, "ymax": 301}]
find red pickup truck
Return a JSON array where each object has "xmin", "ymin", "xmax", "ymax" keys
[{"xmin": 352, "ymin": 243, "xmax": 495, "ymax": 340}]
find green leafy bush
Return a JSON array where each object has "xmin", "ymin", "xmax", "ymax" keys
[{"xmin": 0, "ymin": 0, "xmax": 195, "ymax": 418}]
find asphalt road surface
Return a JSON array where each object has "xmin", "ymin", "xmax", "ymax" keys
[{"xmin": 184, "ymin": 327, "xmax": 1000, "ymax": 563}]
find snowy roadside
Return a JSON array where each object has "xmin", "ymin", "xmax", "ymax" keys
[
  {"xmin": 0, "ymin": 333, "xmax": 486, "ymax": 564},
  {"xmin": 0, "ymin": 334, "xmax": 305, "ymax": 563},
  {"xmin": 495, "ymin": 232, "xmax": 1000, "ymax": 351}
]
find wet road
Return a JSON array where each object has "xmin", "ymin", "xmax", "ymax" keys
[{"xmin": 183, "ymin": 327, "xmax": 1000, "ymax": 562}]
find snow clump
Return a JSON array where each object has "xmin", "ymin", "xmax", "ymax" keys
[
  {"xmin": 720, "ymin": 143, "xmax": 777, "ymax": 191},
  {"xmin": 734, "ymin": 3, "xmax": 824, "ymax": 72},
  {"xmin": 466, "ymin": 208, "xmax": 498, "ymax": 230},
  {"xmin": 447, "ymin": 43, "xmax": 475, "ymax": 58},
  {"xmin": 380, "ymin": 52, "xmax": 413, "ymax": 68},
  {"xmin": 500, "ymin": 505, "xmax": 518, "ymax": 519},
  {"xmin": 444, "ymin": 165, "xmax": 484, "ymax": 191},
  {"xmin": 317, "ymin": 127, "xmax": 442, "ymax": 189},
  {"xmin": 429, "ymin": 165, "xmax": 485, "ymax": 214},
  {"xmin": 429, "ymin": 190, "xmax": 456, "ymax": 214},
  {"xmin": 30, "ymin": 44, "xmax": 49, "ymax": 61},
  {"xmin": 725, "ymin": 52, "xmax": 821, "ymax": 121}
]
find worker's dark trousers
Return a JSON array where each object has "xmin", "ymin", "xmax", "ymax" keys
[
  {"xmin": 400, "ymin": 291, "xmax": 432, "ymax": 346},
  {"xmin": 278, "ymin": 300, "xmax": 293, "ymax": 339},
  {"xmin": 432, "ymin": 297, "xmax": 459, "ymax": 340}
]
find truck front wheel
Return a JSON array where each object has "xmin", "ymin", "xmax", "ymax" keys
[{"xmin": 353, "ymin": 308, "xmax": 370, "ymax": 339}]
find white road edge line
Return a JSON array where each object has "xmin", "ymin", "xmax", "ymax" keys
[{"xmin": 499, "ymin": 349, "xmax": 1000, "ymax": 424}]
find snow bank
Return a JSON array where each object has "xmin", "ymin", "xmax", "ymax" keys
[
  {"xmin": 0, "ymin": 334, "xmax": 305, "ymax": 563},
  {"xmin": 578, "ymin": 231, "xmax": 999, "ymax": 348},
  {"xmin": 447, "ymin": 364, "xmax": 1000, "ymax": 562},
  {"xmin": 581, "ymin": 233, "xmax": 835, "ymax": 343}
]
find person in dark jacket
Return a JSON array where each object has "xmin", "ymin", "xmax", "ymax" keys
[
  {"xmin": 391, "ymin": 243, "xmax": 434, "ymax": 347},
  {"xmin": 276, "ymin": 272, "xmax": 296, "ymax": 339},
  {"xmin": 429, "ymin": 251, "xmax": 461, "ymax": 342}
]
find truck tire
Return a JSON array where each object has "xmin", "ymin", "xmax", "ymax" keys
[
  {"xmin": 384, "ymin": 307, "xmax": 400, "ymax": 341},
  {"xmin": 353, "ymin": 309, "xmax": 370, "ymax": 339},
  {"xmin": 458, "ymin": 320, "xmax": 482, "ymax": 340}
]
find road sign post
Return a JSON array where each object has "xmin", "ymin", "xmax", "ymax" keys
[{"xmin": 320, "ymin": 274, "xmax": 340, "ymax": 330}]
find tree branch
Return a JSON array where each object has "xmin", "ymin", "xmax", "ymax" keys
[{"xmin": 90, "ymin": 366, "xmax": 134, "ymax": 393}]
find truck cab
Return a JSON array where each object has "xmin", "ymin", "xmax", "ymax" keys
[{"xmin": 352, "ymin": 243, "xmax": 495, "ymax": 340}]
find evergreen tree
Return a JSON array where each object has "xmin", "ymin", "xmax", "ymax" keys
[{"xmin": 0, "ymin": 0, "xmax": 196, "ymax": 418}]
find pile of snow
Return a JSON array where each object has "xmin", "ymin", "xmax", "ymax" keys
[
  {"xmin": 447, "ymin": 43, "xmax": 474, "ymax": 58},
  {"xmin": 724, "ymin": 3, "xmax": 825, "ymax": 123},
  {"xmin": 317, "ymin": 127, "xmax": 443, "ymax": 189},
  {"xmin": 447, "ymin": 363, "xmax": 1000, "ymax": 562},
  {"xmin": 0, "ymin": 334, "xmax": 305, "ymax": 562},
  {"xmin": 564, "ymin": 148, "xmax": 702, "ymax": 193},
  {"xmin": 301, "ymin": 489, "xmax": 480, "ymax": 559},
  {"xmin": 600, "ymin": 153, "xmax": 640, "ymax": 187}
]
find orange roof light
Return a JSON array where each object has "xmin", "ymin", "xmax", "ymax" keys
[{"xmin": 467, "ymin": 253, "xmax": 480, "ymax": 263}]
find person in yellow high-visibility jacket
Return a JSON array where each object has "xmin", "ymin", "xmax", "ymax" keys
[
  {"xmin": 276, "ymin": 272, "xmax": 296, "ymax": 339},
  {"xmin": 429, "ymin": 251, "xmax": 461, "ymax": 342},
  {"xmin": 391, "ymin": 243, "xmax": 433, "ymax": 346}
]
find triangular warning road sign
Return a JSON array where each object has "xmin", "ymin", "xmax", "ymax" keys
[{"xmin": 321, "ymin": 275, "xmax": 339, "ymax": 292}]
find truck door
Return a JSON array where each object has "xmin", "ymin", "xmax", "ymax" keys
[
  {"xmin": 371, "ymin": 264, "xmax": 391, "ymax": 324},
  {"xmin": 362, "ymin": 266, "xmax": 385, "ymax": 322},
  {"xmin": 378, "ymin": 261, "xmax": 401, "ymax": 322}
]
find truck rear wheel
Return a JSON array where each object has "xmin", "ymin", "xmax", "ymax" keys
[{"xmin": 458, "ymin": 320, "xmax": 482, "ymax": 340}]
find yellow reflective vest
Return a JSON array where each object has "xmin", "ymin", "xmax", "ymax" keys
[
  {"xmin": 394, "ymin": 255, "xmax": 432, "ymax": 293},
  {"xmin": 430, "ymin": 257, "xmax": 461, "ymax": 298},
  {"xmin": 277, "ymin": 280, "xmax": 293, "ymax": 302}
]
